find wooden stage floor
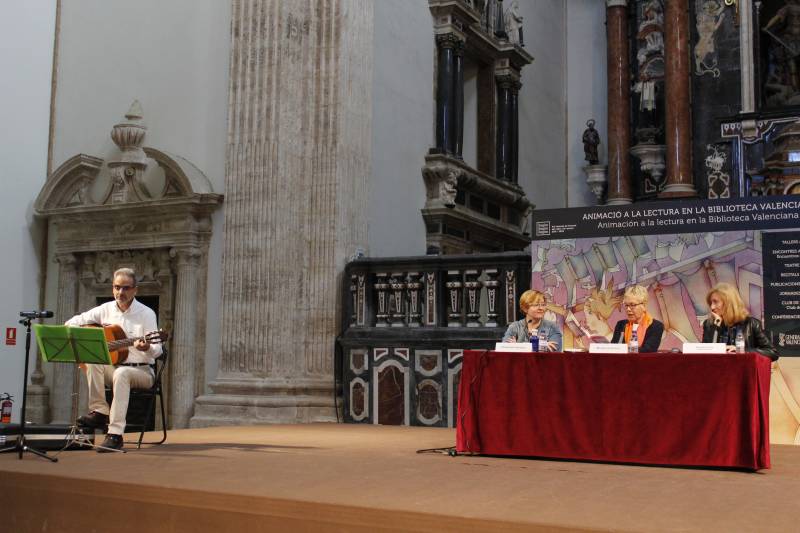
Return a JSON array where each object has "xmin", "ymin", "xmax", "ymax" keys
[{"xmin": 2, "ymin": 423, "xmax": 799, "ymax": 532}]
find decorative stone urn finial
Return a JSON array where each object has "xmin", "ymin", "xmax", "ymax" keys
[
  {"xmin": 108, "ymin": 100, "xmax": 149, "ymax": 202},
  {"xmin": 126, "ymin": 100, "xmax": 144, "ymax": 121},
  {"xmin": 110, "ymin": 100, "xmax": 147, "ymax": 164}
]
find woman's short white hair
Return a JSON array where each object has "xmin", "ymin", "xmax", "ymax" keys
[{"xmin": 623, "ymin": 284, "xmax": 648, "ymax": 304}]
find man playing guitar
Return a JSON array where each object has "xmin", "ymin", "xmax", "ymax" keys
[{"xmin": 66, "ymin": 267, "xmax": 162, "ymax": 452}]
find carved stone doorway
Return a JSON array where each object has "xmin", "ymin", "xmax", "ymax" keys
[{"xmin": 33, "ymin": 103, "xmax": 223, "ymax": 428}]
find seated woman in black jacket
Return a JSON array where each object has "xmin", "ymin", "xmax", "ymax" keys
[
  {"xmin": 702, "ymin": 282, "xmax": 778, "ymax": 360},
  {"xmin": 610, "ymin": 284, "xmax": 664, "ymax": 352}
]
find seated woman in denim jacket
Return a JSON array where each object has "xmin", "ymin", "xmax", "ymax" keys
[{"xmin": 502, "ymin": 289, "xmax": 563, "ymax": 352}]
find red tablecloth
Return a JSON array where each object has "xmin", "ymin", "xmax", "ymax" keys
[{"xmin": 456, "ymin": 351, "xmax": 772, "ymax": 470}]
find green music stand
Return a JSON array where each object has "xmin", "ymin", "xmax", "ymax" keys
[
  {"xmin": 32, "ymin": 325, "xmax": 123, "ymax": 453},
  {"xmin": 33, "ymin": 325, "xmax": 112, "ymax": 365}
]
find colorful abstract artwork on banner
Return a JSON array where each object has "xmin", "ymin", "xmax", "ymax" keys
[{"xmin": 531, "ymin": 230, "xmax": 762, "ymax": 353}]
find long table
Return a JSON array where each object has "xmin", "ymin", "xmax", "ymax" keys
[{"xmin": 456, "ymin": 350, "xmax": 772, "ymax": 470}]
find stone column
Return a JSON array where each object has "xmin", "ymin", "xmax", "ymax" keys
[
  {"xmin": 192, "ymin": 0, "xmax": 372, "ymax": 426},
  {"xmin": 51, "ymin": 253, "xmax": 78, "ymax": 424},
  {"xmin": 169, "ymin": 246, "xmax": 201, "ymax": 428},
  {"xmin": 606, "ymin": 0, "xmax": 632, "ymax": 205},
  {"xmin": 510, "ymin": 80, "xmax": 521, "ymax": 183},
  {"xmin": 659, "ymin": 0, "xmax": 697, "ymax": 198},
  {"xmin": 453, "ymin": 42, "xmax": 465, "ymax": 158},
  {"xmin": 495, "ymin": 74, "xmax": 515, "ymax": 181},
  {"xmin": 435, "ymin": 34, "xmax": 460, "ymax": 155}
]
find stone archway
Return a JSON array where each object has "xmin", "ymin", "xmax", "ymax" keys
[{"xmin": 34, "ymin": 102, "xmax": 222, "ymax": 428}]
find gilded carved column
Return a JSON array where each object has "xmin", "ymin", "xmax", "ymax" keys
[
  {"xmin": 192, "ymin": 0, "xmax": 372, "ymax": 426},
  {"xmin": 51, "ymin": 253, "xmax": 78, "ymax": 424},
  {"xmin": 606, "ymin": 0, "xmax": 632, "ymax": 205},
  {"xmin": 659, "ymin": 0, "xmax": 697, "ymax": 198},
  {"xmin": 169, "ymin": 246, "xmax": 201, "ymax": 428}
]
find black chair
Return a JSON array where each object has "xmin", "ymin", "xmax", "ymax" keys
[
  {"xmin": 106, "ymin": 347, "xmax": 169, "ymax": 449},
  {"xmin": 131, "ymin": 346, "xmax": 168, "ymax": 448}
]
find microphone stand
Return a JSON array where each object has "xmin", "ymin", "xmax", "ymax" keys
[{"xmin": 0, "ymin": 317, "xmax": 57, "ymax": 462}]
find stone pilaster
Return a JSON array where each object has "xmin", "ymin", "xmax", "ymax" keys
[
  {"xmin": 51, "ymin": 253, "xmax": 78, "ymax": 424},
  {"xmin": 169, "ymin": 246, "xmax": 201, "ymax": 428},
  {"xmin": 192, "ymin": 0, "xmax": 372, "ymax": 426}
]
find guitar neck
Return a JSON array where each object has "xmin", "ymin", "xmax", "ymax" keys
[{"xmin": 107, "ymin": 337, "xmax": 143, "ymax": 351}]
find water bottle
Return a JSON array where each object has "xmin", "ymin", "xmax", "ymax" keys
[
  {"xmin": 628, "ymin": 329, "xmax": 639, "ymax": 354},
  {"xmin": 538, "ymin": 329, "xmax": 548, "ymax": 352},
  {"xmin": 530, "ymin": 330, "xmax": 539, "ymax": 352},
  {"xmin": 735, "ymin": 329, "xmax": 745, "ymax": 354}
]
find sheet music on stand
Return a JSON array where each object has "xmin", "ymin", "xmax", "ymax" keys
[
  {"xmin": 32, "ymin": 325, "xmax": 124, "ymax": 453},
  {"xmin": 33, "ymin": 325, "xmax": 112, "ymax": 365}
]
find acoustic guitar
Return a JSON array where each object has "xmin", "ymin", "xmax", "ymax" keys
[{"xmin": 89, "ymin": 324, "xmax": 169, "ymax": 365}]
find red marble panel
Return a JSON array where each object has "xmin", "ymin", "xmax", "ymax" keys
[
  {"xmin": 378, "ymin": 366, "xmax": 405, "ymax": 425},
  {"xmin": 417, "ymin": 381, "xmax": 441, "ymax": 423},
  {"xmin": 352, "ymin": 351, "xmax": 365, "ymax": 372},
  {"xmin": 351, "ymin": 381, "xmax": 365, "ymax": 418}
]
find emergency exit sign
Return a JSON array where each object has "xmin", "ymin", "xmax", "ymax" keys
[{"xmin": 5, "ymin": 328, "xmax": 16, "ymax": 346}]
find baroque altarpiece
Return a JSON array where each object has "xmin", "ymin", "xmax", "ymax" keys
[{"xmin": 626, "ymin": 0, "xmax": 800, "ymax": 201}]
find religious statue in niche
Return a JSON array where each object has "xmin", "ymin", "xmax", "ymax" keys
[
  {"xmin": 505, "ymin": 0, "xmax": 524, "ymax": 46},
  {"xmin": 634, "ymin": 0, "xmax": 665, "ymax": 112},
  {"xmin": 762, "ymin": 0, "xmax": 800, "ymax": 106},
  {"xmin": 582, "ymin": 119, "xmax": 600, "ymax": 165},
  {"xmin": 694, "ymin": 0, "xmax": 725, "ymax": 78}
]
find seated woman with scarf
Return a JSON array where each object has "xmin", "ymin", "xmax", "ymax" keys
[{"xmin": 610, "ymin": 284, "xmax": 664, "ymax": 352}]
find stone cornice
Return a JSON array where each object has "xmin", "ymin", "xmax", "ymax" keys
[
  {"xmin": 606, "ymin": 0, "xmax": 628, "ymax": 7},
  {"xmin": 429, "ymin": 0, "xmax": 481, "ymax": 26},
  {"xmin": 35, "ymin": 193, "xmax": 223, "ymax": 219},
  {"xmin": 422, "ymin": 204, "xmax": 530, "ymax": 242},
  {"xmin": 429, "ymin": 0, "xmax": 533, "ymax": 69},
  {"xmin": 464, "ymin": 21, "xmax": 533, "ymax": 69},
  {"xmin": 43, "ymin": 195, "xmax": 223, "ymax": 255},
  {"xmin": 423, "ymin": 153, "xmax": 531, "ymax": 211}
]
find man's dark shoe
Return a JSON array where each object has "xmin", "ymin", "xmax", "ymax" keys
[
  {"xmin": 76, "ymin": 411, "xmax": 109, "ymax": 429},
  {"xmin": 97, "ymin": 433, "xmax": 123, "ymax": 453}
]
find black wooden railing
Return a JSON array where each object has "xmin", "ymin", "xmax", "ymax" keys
[{"xmin": 338, "ymin": 252, "xmax": 530, "ymax": 427}]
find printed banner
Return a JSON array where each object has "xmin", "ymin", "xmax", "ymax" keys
[
  {"xmin": 530, "ymin": 197, "xmax": 800, "ymax": 356},
  {"xmin": 533, "ymin": 195, "xmax": 800, "ymax": 240},
  {"xmin": 763, "ymin": 232, "xmax": 800, "ymax": 357}
]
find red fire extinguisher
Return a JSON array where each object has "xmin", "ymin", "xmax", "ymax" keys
[{"xmin": 1, "ymin": 393, "xmax": 12, "ymax": 424}]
